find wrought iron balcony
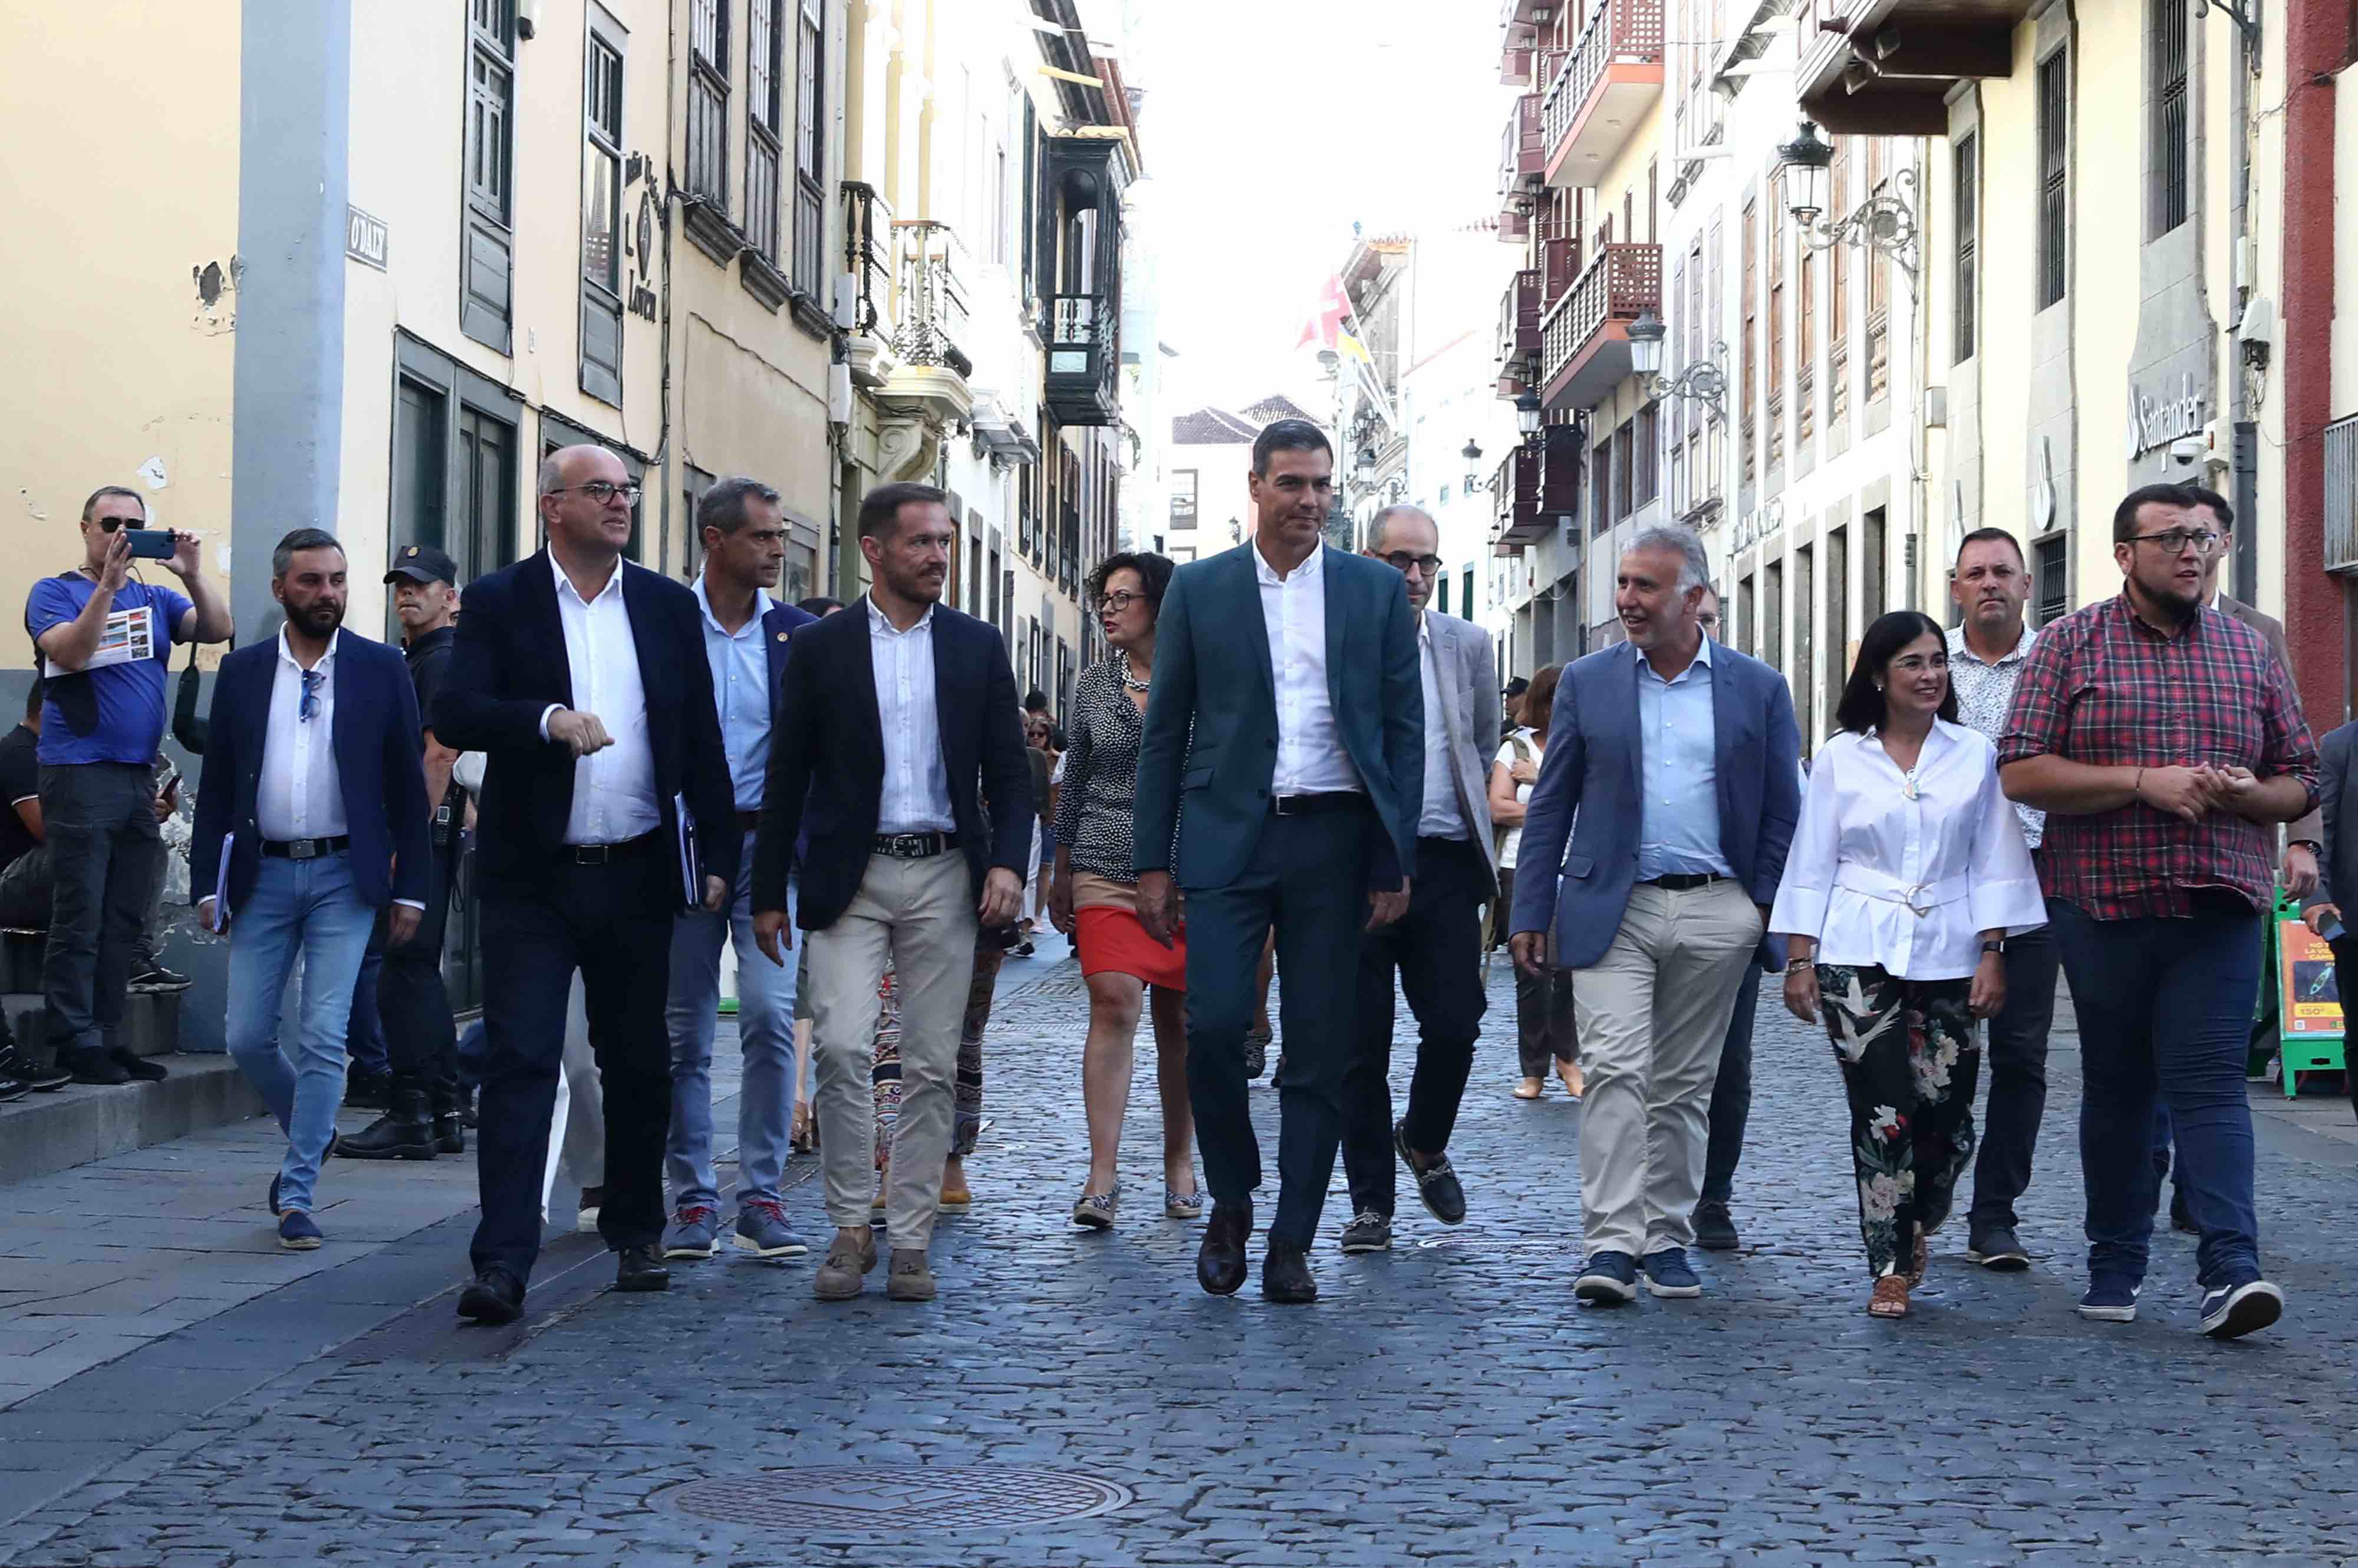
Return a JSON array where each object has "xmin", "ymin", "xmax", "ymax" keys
[
  {"xmin": 1795, "ymin": 0, "xmax": 2027, "ymax": 134},
  {"xmin": 1541, "ymin": 242, "xmax": 1660, "ymax": 412},
  {"xmin": 1045, "ymin": 291, "xmax": 1121, "ymax": 426},
  {"xmin": 1498, "ymin": 269, "xmax": 1542, "ymax": 397},
  {"xmin": 890, "ymin": 220, "xmax": 972, "ymax": 379},
  {"xmin": 840, "ymin": 182, "xmax": 898, "ymax": 388},
  {"xmin": 1542, "ymin": 0, "xmax": 1664, "ymax": 187}
]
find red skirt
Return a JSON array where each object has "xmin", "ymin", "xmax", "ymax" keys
[{"xmin": 1076, "ymin": 906, "xmax": 1188, "ymax": 990}]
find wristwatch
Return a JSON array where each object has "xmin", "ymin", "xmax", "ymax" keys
[
  {"xmin": 2289, "ymin": 839, "xmax": 2324, "ymax": 856},
  {"xmin": 1980, "ymin": 939, "xmax": 2006, "ymax": 957},
  {"xmin": 1786, "ymin": 956, "xmax": 1813, "ymax": 974}
]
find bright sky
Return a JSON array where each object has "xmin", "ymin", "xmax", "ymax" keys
[{"xmin": 1123, "ymin": 0, "xmax": 1516, "ymax": 419}]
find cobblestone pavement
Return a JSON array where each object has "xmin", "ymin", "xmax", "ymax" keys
[{"xmin": 5, "ymin": 934, "xmax": 2357, "ymax": 1567}]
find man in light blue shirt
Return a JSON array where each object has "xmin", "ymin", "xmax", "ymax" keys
[
  {"xmin": 1634, "ymin": 637, "xmax": 1734, "ymax": 883},
  {"xmin": 661, "ymin": 479, "xmax": 818, "ymax": 1263}
]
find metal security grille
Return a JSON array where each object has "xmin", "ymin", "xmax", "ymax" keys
[
  {"xmin": 2324, "ymin": 414, "xmax": 2358, "ymax": 572},
  {"xmin": 1954, "ymin": 134, "xmax": 1978, "ymax": 360},
  {"xmin": 651, "ymin": 1468, "xmax": 1132, "ymax": 1533},
  {"xmin": 2153, "ymin": 0, "xmax": 2189, "ymax": 236},
  {"xmin": 2037, "ymin": 51, "xmax": 2069, "ymax": 309},
  {"xmin": 2036, "ymin": 535, "xmax": 2069, "ymax": 625}
]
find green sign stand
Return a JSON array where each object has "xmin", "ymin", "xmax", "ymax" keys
[{"xmin": 2269, "ymin": 887, "xmax": 2346, "ymax": 1099}]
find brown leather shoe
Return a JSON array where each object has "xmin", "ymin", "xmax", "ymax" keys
[
  {"xmin": 814, "ymin": 1227, "xmax": 877, "ymax": 1302},
  {"xmin": 886, "ymin": 1249, "xmax": 936, "ymax": 1301}
]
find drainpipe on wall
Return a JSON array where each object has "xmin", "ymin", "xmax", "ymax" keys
[
  {"xmin": 2230, "ymin": 2, "xmax": 2257, "ymax": 604},
  {"xmin": 2283, "ymin": 0, "xmax": 2341, "ymax": 719},
  {"xmin": 228, "ymin": 0, "xmax": 351, "ymax": 640}
]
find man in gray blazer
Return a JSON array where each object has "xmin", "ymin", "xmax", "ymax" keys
[
  {"xmin": 1336, "ymin": 506, "xmax": 1501, "ymax": 1253},
  {"xmin": 1510, "ymin": 525, "xmax": 1800, "ymax": 1306}
]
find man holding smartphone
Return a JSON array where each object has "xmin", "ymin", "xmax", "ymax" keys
[{"xmin": 24, "ymin": 486, "xmax": 230, "ymax": 1085}]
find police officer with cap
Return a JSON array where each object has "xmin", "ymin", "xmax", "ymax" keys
[{"xmin": 344, "ymin": 545, "xmax": 468, "ymax": 1160}]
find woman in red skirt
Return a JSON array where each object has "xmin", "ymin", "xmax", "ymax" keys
[{"xmin": 1048, "ymin": 551, "xmax": 1199, "ymax": 1228}]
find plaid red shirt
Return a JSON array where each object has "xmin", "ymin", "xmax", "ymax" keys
[{"xmin": 1996, "ymin": 593, "xmax": 2320, "ymax": 920}]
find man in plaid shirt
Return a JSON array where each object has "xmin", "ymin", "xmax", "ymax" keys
[{"xmin": 1998, "ymin": 482, "xmax": 2319, "ymax": 1342}]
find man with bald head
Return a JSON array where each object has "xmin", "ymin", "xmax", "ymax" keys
[
  {"xmin": 434, "ymin": 444, "xmax": 737, "ymax": 1323},
  {"xmin": 1333, "ymin": 506, "xmax": 1500, "ymax": 1251}
]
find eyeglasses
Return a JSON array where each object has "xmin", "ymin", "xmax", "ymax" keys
[
  {"xmin": 299, "ymin": 668, "xmax": 324, "ymax": 723},
  {"xmin": 550, "ymin": 481, "xmax": 643, "ymax": 505},
  {"xmin": 1382, "ymin": 552, "xmax": 1444, "ymax": 577},
  {"xmin": 1094, "ymin": 590, "xmax": 1148, "ymax": 614},
  {"xmin": 1698, "ymin": 613, "xmax": 1721, "ymax": 631},
  {"xmin": 2128, "ymin": 528, "xmax": 2219, "ymax": 555}
]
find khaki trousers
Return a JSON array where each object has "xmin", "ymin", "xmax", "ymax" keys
[
  {"xmin": 1572, "ymin": 880, "xmax": 1763, "ymax": 1259},
  {"xmin": 805, "ymin": 851, "xmax": 978, "ymax": 1251}
]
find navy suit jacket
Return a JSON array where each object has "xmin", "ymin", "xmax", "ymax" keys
[
  {"xmin": 1132, "ymin": 541, "xmax": 1423, "ymax": 892},
  {"xmin": 432, "ymin": 551, "xmax": 738, "ymax": 904},
  {"xmin": 1507, "ymin": 638, "xmax": 1801, "ymax": 971},
  {"xmin": 191, "ymin": 630, "xmax": 431, "ymax": 915},
  {"xmin": 752, "ymin": 598, "xmax": 1033, "ymax": 932}
]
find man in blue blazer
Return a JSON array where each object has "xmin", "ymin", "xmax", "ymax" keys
[
  {"xmin": 752, "ymin": 482, "xmax": 1032, "ymax": 1305},
  {"xmin": 433, "ymin": 444, "xmax": 737, "ymax": 1323},
  {"xmin": 192, "ymin": 529, "xmax": 430, "ymax": 1251},
  {"xmin": 1510, "ymin": 525, "xmax": 1800, "ymax": 1307},
  {"xmin": 1132, "ymin": 419, "xmax": 1424, "ymax": 1305},
  {"xmin": 658, "ymin": 477, "xmax": 818, "ymax": 1266}
]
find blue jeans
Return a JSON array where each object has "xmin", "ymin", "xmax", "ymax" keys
[
  {"xmin": 665, "ymin": 838, "xmax": 798, "ymax": 1210},
  {"xmin": 2049, "ymin": 897, "xmax": 2263, "ymax": 1291},
  {"xmin": 224, "ymin": 852, "xmax": 378, "ymax": 1214}
]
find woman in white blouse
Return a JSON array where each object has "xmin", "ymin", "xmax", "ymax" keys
[{"xmin": 1770, "ymin": 610, "xmax": 2046, "ymax": 1320}]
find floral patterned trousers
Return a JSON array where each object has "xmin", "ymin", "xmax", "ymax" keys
[{"xmin": 1814, "ymin": 964, "xmax": 1982, "ymax": 1280}]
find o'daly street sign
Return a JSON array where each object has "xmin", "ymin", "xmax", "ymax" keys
[
  {"xmin": 2126, "ymin": 372, "xmax": 2204, "ymax": 460},
  {"xmin": 346, "ymin": 205, "xmax": 390, "ymax": 271}
]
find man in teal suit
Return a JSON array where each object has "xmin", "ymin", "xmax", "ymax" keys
[{"xmin": 1133, "ymin": 419, "xmax": 1424, "ymax": 1304}]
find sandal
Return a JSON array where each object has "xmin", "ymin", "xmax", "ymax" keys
[
  {"xmin": 1164, "ymin": 1187, "xmax": 1203, "ymax": 1220},
  {"xmin": 1869, "ymin": 1276, "xmax": 1911, "ymax": 1318},
  {"xmin": 1071, "ymin": 1187, "xmax": 1119, "ymax": 1229},
  {"xmin": 1513, "ymin": 1078, "xmax": 1544, "ymax": 1101}
]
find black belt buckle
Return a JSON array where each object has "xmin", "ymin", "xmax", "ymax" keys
[
  {"xmin": 878, "ymin": 832, "xmax": 938, "ymax": 859},
  {"xmin": 289, "ymin": 838, "xmax": 320, "ymax": 861},
  {"xmin": 571, "ymin": 842, "xmax": 614, "ymax": 866}
]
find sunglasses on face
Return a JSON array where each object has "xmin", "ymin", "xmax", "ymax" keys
[
  {"xmin": 1382, "ymin": 552, "xmax": 1444, "ymax": 577},
  {"xmin": 93, "ymin": 515, "xmax": 145, "ymax": 533}
]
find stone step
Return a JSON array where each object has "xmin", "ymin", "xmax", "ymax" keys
[
  {"xmin": 0, "ymin": 1053, "xmax": 265, "ymax": 1185},
  {"xmin": 4, "ymin": 990, "xmax": 183, "ymax": 1059}
]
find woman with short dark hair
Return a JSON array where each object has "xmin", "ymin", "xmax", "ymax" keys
[
  {"xmin": 1770, "ymin": 610, "xmax": 2046, "ymax": 1317},
  {"xmin": 1047, "ymin": 551, "xmax": 1198, "ymax": 1228}
]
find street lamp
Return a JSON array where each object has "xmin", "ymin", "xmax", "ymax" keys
[
  {"xmin": 1515, "ymin": 388, "xmax": 1543, "ymax": 442},
  {"xmin": 1626, "ymin": 308, "xmax": 1728, "ymax": 422},
  {"xmin": 1628, "ymin": 308, "xmax": 1666, "ymax": 379},
  {"xmin": 1777, "ymin": 118, "xmax": 1920, "ymax": 280}
]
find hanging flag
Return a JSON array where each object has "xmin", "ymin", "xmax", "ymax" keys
[{"xmin": 1296, "ymin": 274, "xmax": 1349, "ymax": 353}]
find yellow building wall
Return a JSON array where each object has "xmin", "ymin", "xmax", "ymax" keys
[{"xmin": 0, "ymin": 4, "xmax": 239, "ymax": 664}]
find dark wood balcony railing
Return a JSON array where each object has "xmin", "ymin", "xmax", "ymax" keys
[
  {"xmin": 1498, "ymin": 268, "xmax": 1542, "ymax": 395},
  {"xmin": 1497, "ymin": 94, "xmax": 1544, "ymax": 195},
  {"xmin": 1542, "ymin": 0, "xmax": 1664, "ymax": 169},
  {"xmin": 1541, "ymin": 242, "xmax": 1660, "ymax": 409},
  {"xmin": 1495, "ymin": 444, "xmax": 1543, "ymax": 545}
]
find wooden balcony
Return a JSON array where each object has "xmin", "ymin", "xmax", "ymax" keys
[
  {"xmin": 1795, "ymin": 0, "xmax": 2027, "ymax": 135},
  {"xmin": 1540, "ymin": 242, "xmax": 1659, "ymax": 413},
  {"xmin": 1542, "ymin": 0, "xmax": 1664, "ymax": 187},
  {"xmin": 1495, "ymin": 444, "xmax": 1544, "ymax": 548},
  {"xmin": 1497, "ymin": 268, "xmax": 1542, "ymax": 396},
  {"xmin": 1497, "ymin": 93, "xmax": 1546, "ymax": 232}
]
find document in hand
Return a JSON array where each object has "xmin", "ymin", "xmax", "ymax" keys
[
  {"xmin": 211, "ymin": 834, "xmax": 233, "ymax": 930},
  {"xmin": 673, "ymin": 794, "xmax": 702, "ymax": 907}
]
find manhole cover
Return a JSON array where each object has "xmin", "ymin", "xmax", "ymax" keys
[{"xmin": 651, "ymin": 1467, "xmax": 1131, "ymax": 1532}]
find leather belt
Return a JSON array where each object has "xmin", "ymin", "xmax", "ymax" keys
[
  {"xmin": 261, "ymin": 835, "xmax": 350, "ymax": 860},
  {"xmin": 736, "ymin": 809, "xmax": 763, "ymax": 831},
  {"xmin": 1270, "ymin": 792, "xmax": 1369, "ymax": 818},
  {"xmin": 873, "ymin": 831, "xmax": 956, "ymax": 859},
  {"xmin": 565, "ymin": 830, "xmax": 661, "ymax": 866},
  {"xmin": 1644, "ymin": 872, "xmax": 1727, "ymax": 891}
]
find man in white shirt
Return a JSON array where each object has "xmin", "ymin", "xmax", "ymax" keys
[
  {"xmin": 192, "ymin": 531, "xmax": 430, "ymax": 1250},
  {"xmin": 1130, "ymin": 420, "xmax": 1425, "ymax": 1305},
  {"xmin": 1335, "ymin": 506, "xmax": 1500, "ymax": 1254},
  {"xmin": 1944, "ymin": 526, "xmax": 2057, "ymax": 1272},
  {"xmin": 751, "ymin": 482, "xmax": 1033, "ymax": 1305}
]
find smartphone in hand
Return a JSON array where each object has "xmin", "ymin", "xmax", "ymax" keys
[{"xmin": 124, "ymin": 529, "xmax": 179, "ymax": 561}]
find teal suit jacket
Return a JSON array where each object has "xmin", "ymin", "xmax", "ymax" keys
[{"xmin": 1132, "ymin": 541, "xmax": 1423, "ymax": 892}]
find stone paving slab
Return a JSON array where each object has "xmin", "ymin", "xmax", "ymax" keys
[{"xmin": 2, "ymin": 930, "xmax": 2354, "ymax": 1565}]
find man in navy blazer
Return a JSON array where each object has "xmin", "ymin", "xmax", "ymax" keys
[
  {"xmin": 1131, "ymin": 419, "xmax": 1424, "ymax": 1305},
  {"xmin": 433, "ymin": 444, "xmax": 736, "ymax": 1323},
  {"xmin": 657, "ymin": 477, "xmax": 819, "ymax": 1266},
  {"xmin": 752, "ymin": 482, "xmax": 1032, "ymax": 1304},
  {"xmin": 1510, "ymin": 524, "xmax": 1799, "ymax": 1307},
  {"xmin": 192, "ymin": 529, "xmax": 430, "ymax": 1251}
]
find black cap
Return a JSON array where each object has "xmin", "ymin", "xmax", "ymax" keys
[
  {"xmin": 383, "ymin": 543, "xmax": 459, "ymax": 586},
  {"xmin": 1503, "ymin": 676, "xmax": 1530, "ymax": 697}
]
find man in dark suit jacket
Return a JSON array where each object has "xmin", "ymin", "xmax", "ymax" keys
[
  {"xmin": 752, "ymin": 481, "xmax": 1032, "ymax": 1305},
  {"xmin": 192, "ymin": 529, "xmax": 430, "ymax": 1251},
  {"xmin": 2298, "ymin": 719, "xmax": 2358, "ymax": 1121},
  {"xmin": 1131, "ymin": 419, "xmax": 1424, "ymax": 1305},
  {"xmin": 433, "ymin": 444, "xmax": 736, "ymax": 1323},
  {"xmin": 1510, "ymin": 524, "xmax": 1800, "ymax": 1307}
]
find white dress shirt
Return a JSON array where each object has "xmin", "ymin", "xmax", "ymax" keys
[
  {"xmin": 542, "ymin": 552, "xmax": 660, "ymax": 845},
  {"xmin": 256, "ymin": 628, "xmax": 350, "ymax": 844},
  {"xmin": 1415, "ymin": 616, "xmax": 1467, "ymax": 839},
  {"xmin": 868, "ymin": 595, "xmax": 956, "ymax": 835},
  {"xmin": 1255, "ymin": 543, "xmax": 1363, "ymax": 797},
  {"xmin": 1769, "ymin": 720, "xmax": 2047, "ymax": 981}
]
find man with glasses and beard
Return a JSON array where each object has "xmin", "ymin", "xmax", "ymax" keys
[
  {"xmin": 192, "ymin": 531, "xmax": 431, "ymax": 1250},
  {"xmin": 1998, "ymin": 483, "xmax": 2319, "ymax": 1339},
  {"xmin": 25, "ymin": 486, "xmax": 231, "ymax": 1085}
]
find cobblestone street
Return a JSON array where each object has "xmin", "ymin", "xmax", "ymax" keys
[{"xmin": 4, "ymin": 936, "xmax": 2357, "ymax": 1567}]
